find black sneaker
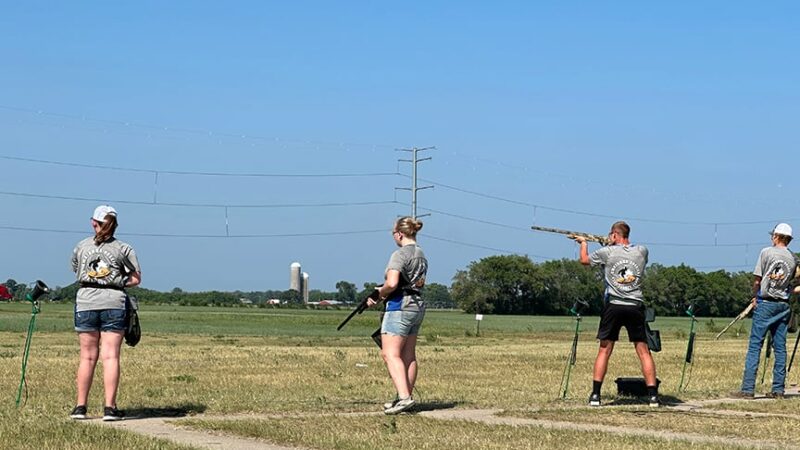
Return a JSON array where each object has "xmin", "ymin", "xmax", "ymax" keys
[
  {"xmin": 70, "ymin": 405, "xmax": 87, "ymax": 420},
  {"xmin": 648, "ymin": 395, "xmax": 660, "ymax": 407},
  {"xmin": 588, "ymin": 393, "xmax": 601, "ymax": 407},
  {"xmin": 102, "ymin": 406, "xmax": 125, "ymax": 421}
]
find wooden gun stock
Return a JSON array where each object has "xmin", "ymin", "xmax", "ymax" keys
[{"xmin": 715, "ymin": 301, "xmax": 755, "ymax": 340}]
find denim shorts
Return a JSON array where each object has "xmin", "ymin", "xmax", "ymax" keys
[
  {"xmin": 74, "ymin": 308, "xmax": 127, "ymax": 332},
  {"xmin": 381, "ymin": 309, "xmax": 425, "ymax": 336}
]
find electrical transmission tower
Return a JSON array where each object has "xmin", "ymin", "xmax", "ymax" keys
[{"xmin": 396, "ymin": 146, "xmax": 434, "ymax": 219}]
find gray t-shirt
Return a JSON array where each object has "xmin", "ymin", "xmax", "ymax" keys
[
  {"xmin": 589, "ymin": 244, "xmax": 648, "ymax": 305},
  {"xmin": 754, "ymin": 246, "xmax": 798, "ymax": 301},
  {"xmin": 384, "ymin": 244, "xmax": 428, "ymax": 312},
  {"xmin": 71, "ymin": 237, "xmax": 141, "ymax": 312}
]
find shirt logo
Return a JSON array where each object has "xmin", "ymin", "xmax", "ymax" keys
[
  {"xmin": 765, "ymin": 260, "xmax": 792, "ymax": 297},
  {"xmin": 609, "ymin": 259, "xmax": 643, "ymax": 292},
  {"xmin": 80, "ymin": 247, "xmax": 120, "ymax": 285}
]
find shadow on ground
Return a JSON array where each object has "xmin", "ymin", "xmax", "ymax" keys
[
  {"xmin": 124, "ymin": 403, "xmax": 207, "ymax": 419},
  {"xmin": 414, "ymin": 401, "xmax": 461, "ymax": 412},
  {"xmin": 606, "ymin": 395, "xmax": 682, "ymax": 407}
]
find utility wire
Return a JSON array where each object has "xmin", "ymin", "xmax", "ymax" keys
[
  {"xmin": 0, "ymin": 225, "xmax": 385, "ymax": 239},
  {"xmin": 0, "ymin": 105, "xmax": 398, "ymax": 150},
  {"xmin": 407, "ymin": 202, "xmax": 766, "ymax": 248},
  {"xmin": 0, "ymin": 155, "xmax": 400, "ymax": 178},
  {"xmin": 425, "ymin": 234, "xmax": 525, "ymax": 256},
  {"xmin": 0, "ymin": 190, "xmax": 399, "ymax": 209},
  {"xmin": 402, "ymin": 173, "xmax": 800, "ymax": 227}
]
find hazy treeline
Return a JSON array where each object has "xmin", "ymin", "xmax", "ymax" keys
[
  {"xmin": 5, "ymin": 252, "xmax": 795, "ymax": 316},
  {"xmin": 451, "ymin": 255, "xmax": 768, "ymax": 317},
  {"xmin": 1, "ymin": 279, "xmax": 455, "ymax": 309}
]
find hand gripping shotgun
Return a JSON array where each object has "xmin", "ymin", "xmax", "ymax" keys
[
  {"xmin": 531, "ymin": 226, "xmax": 611, "ymax": 246},
  {"xmin": 337, "ymin": 288, "xmax": 381, "ymax": 331}
]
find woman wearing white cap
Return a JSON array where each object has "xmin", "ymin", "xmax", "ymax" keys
[
  {"xmin": 69, "ymin": 205, "xmax": 141, "ymax": 421},
  {"xmin": 732, "ymin": 223, "xmax": 799, "ymax": 398}
]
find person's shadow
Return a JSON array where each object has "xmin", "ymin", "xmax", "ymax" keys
[
  {"xmin": 605, "ymin": 394, "xmax": 682, "ymax": 407},
  {"xmin": 122, "ymin": 403, "xmax": 207, "ymax": 420},
  {"xmin": 413, "ymin": 400, "xmax": 461, "ymax": 412}
]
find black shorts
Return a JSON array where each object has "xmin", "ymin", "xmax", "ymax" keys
[{"xmin": 597, "ymin": 301, "xmax": 647, "ymax": 342}]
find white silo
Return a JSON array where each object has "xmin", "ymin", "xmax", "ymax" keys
[
  {"xmin": 302, "ymin": 272, "xmax": 309, "ymax": 304},
  {"xmin": 290, "ymin": 262, "xmax": 302, "ymax": 292}
]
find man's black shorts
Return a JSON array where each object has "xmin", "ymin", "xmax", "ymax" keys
[{"xmin": 597, "ymin": 301, "xmax": 647, "ymax": 342}]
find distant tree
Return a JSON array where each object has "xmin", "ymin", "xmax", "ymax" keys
[
  {"xmin": 424, "ymin": 282, "xmax": 454, "ymax": 308},
  {"xmin": 358, "ymin": 282, "xmax": 380, "ymax": 302},
  {"xmin": 308, "ymin": 289, "xmax": 337, "ymax": 302},
  {"xmin": 4, "ymin": 279, "xmax": 18, "ymax": 293},
  {"xmin": 537, "ymin": 259, "xmax": 604, "ymax": 315},
  {"xmin": 280, "ymin": 289, "xmax": 302, "ymax": 304},
  {"xmin": 335, "ymin": 281, "xmax": 357, "ymax": 303},
  {"xmin": 451, "ymin": 255, "xmax": 545, "ymax": 314}
]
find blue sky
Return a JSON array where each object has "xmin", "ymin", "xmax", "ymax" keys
[{"xmin": 1, "ymin": 2, "xmax": 799, "ymax": 292}]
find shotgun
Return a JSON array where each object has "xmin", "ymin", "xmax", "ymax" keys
[
  {"xmin": 531, "ymin": 226, "xmax": 611, "ymax": 246},
  {"xmin": 715, "ymin": 301, "xmax": 755, "ymax": 340}
]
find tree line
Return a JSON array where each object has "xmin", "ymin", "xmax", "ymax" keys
[
  {"xmin": 451, "ymin": 254, "xmax": 778, "ymax": 317},
  {"xmin": 0, "ymin": 279, "xmax": 455, "ymax": 309},
  {"xmin": 5, "ymin": 252, "xmax": 793, "ymax": 316}
]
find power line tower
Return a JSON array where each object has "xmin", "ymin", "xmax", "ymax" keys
[{"xmin": 396, "ymin": 146, "xmax": 434, "ymax": 219}]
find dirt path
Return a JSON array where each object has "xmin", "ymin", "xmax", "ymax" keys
[
  {"xmin": 420, "ymin": 408, "xmax": 798, "ymax": 450},
  {"xmin": 94, "ymin": 416, "xmax": 306, "ymax": 450},
  {"xmin": 89, "ymin": 391, "xmax": 800, "ymax": 450}
]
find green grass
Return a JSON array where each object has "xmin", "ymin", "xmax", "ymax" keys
[
  {"xmin": 0, "ymin": 302, "xmax": 755, "ymax": 338},
  {"xmin": 0, "ymin": 303, "xmax": 779, "ymax": 449}
]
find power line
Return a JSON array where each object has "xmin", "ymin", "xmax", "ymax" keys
[
  {"xmin": 409, "ymin": 202, "xmax": 766, "ymax": 248},
  {"xmin": 404, "ymin": 173, "xmax": 800, "ymax": 226},
  {"xmin": 0, "ymin": 155, "xmax": 400, "ymax": 178},
  {"xmin": 426, "ymin": 234, "xmax": 528, "ymax": 257},
  {"xmin": 0, "ymin": 105, "xmax": 399, "ymax": 150},
  {"xmin": 0, "ymin": 225, "xmax": 385, "ymax": 239},
  {"xmin": 0, "ymin": 190, "xmax": 399, "ymax": 209}
]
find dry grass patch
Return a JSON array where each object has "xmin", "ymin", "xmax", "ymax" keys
[
  {"xmin": 503, "ymin": 406, "xmax": 800, "ymax": 446},
  {"xmin": 177, "ymin": 415, "xmax": 733, "ymax": 450}
]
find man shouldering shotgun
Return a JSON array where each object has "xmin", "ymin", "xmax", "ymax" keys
[{"xmin": 569, "ymin": 221, "xmax": 660, "ymax": 407}]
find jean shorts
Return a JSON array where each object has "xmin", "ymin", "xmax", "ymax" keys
[
  {"xmin": 74, "ymin": 308, "xmax": 127, "ymax": 332},
  {"xmin": 381, "ymin": 309, "xmax": 425, "ymax": 336}
]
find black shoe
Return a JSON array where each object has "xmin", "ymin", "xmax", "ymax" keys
[
  {"xmin": 588, "ymin": 393, "xmax": 601, "ymax": 407},
  {"xmin": 648, "ymin": 395, "xmax": 660, "ymax": 407},
  {"xmin": 766, "ymin": 391, "xmax": 785, "ymax": 399},
  {"xmin": 70, "ymin": 405, "xmax": 87, "ymax": 420},
  {"xmin": 102, "ymin": 406, "xmax": 125, "ymax": 421}
]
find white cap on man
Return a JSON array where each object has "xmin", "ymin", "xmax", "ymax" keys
[
  {"xmin": 92, "ymin": 205, "xmax": 117, "ymax": 223},
  {"xmin": 771, "ymin": 223, "xmax": 792, "ymax": 238}
]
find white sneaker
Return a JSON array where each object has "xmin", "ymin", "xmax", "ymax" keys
[
  {"xmin": 384, "ymin": 395, "xmax": 399, "ymax": 410},
  {"xmin": 384, "ymin": 397, "xmax": 415, "ymax": 415}
]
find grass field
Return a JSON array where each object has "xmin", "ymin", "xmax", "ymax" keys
[{"xmin": 0, "ymin": 302, "xmax": 796, "ymax": 449}]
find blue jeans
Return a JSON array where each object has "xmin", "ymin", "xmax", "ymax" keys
[
  {"xmin": 381, "ymin": 309, "xmax": 425, "ymax": 336},
  {"xmin": 74, "ymin": 308, "xmax": 127, "ymax": 332},
  {"xmin": 740, "ymin": 300, "xmax": 791, "ymax": 394}
]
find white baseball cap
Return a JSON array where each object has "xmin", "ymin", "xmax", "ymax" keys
[
  {"xmin": 771, "ymin": 223, "xmax": 792, "ymax": 238},
  {"xmin": 92, "ymin": 205, "xmax": 117, "ymax": 223}
]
